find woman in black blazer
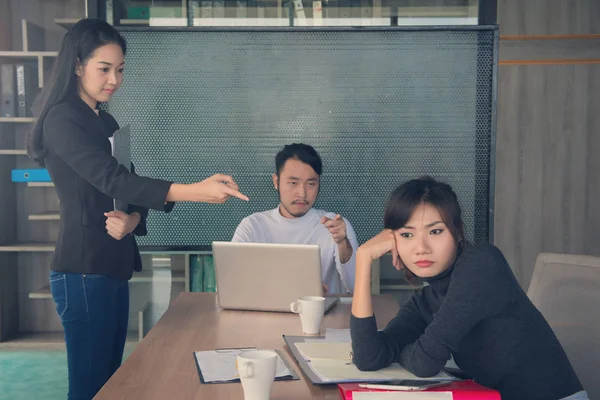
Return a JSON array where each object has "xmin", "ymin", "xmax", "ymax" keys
[{"xmin": 26, "ymin": 19, "xmax": 247, "ymax": 400}]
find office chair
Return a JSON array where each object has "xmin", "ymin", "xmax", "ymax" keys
[{"xmin": 527, "ymin": 252, "xmax": 600, "ymax": 400}]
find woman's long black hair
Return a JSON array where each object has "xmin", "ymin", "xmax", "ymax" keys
[{"xmin": 27, "ymin": 18, "xmax": 126, "ymax": 166}]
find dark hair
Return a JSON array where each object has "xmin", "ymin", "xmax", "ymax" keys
[
  {"xmin": 275, "ymin": 143, "xmax": 323, "ymax": 176},
  {"xmin": 384, "ymin": 176, "xmax": 467, "ymax": 253},
  {"xmin": 27, "ymin": 19, "xmax": 126, "ymax": 166}
]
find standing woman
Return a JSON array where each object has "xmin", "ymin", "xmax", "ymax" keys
[
  {"xmin": 350, "ymin": 177, "xmax": 588, "ymax": 400},
  {"xmin": 27, "ymin": 19, "xmax": 247, "ymax": 400}
]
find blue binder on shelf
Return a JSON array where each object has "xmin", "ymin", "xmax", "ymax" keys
[{"xmin": 11, "ymin": 169, "xmax": 52, "ymax": 182}]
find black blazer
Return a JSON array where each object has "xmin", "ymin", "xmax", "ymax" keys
[{"xmin": 43, "ymin": 96, "xmax": 173, "ymax": 280}]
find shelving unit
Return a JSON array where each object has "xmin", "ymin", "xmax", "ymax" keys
[
  {"xmin": 27, "ymin": 212, "xmax": 60, "ymax": 221},
  {"xmin": 0, "ymin": 0, "xmax": 185, "ymax": 350},
  {"xmin": 0, "ymin": 330, "xmax": 141, "ymax": 349},
  {"xmin": 0, "ymin": 17, "xmax": 63, "ymax": 343},
  {"xmin": 27, "ymin": 182, "xmax": 54, "ymax": 187},
  {"xmin": 0, "ymin": 251, "xmax": 191, "ymax": 347},
  {"xmin": 0, "ymin": 24, "xmax": 58, "ymax": 90},
  {"xmin": 0, "ymin": 117, "xmax": 35, "ymax": 123},
  {"xmin": 0, "ymin": 150, "xmax": 27, "ymax": 155},
  {"xmin": 129, "ymin": 269, "xmax": 186, "ymax": 284},
  {"xmin": 28, "ymin": 285, "xmax": 51, "ymax": 299},
  {"xmin": 119, "ymin": 19, "xmax": 151, "ymax": 26},
  {"xmin": 0, "ymin": 51, "xmax": 58, "ymax": 57},
  {"xmin": 28, "ymin": 270, "xmax": 187, "ymax": 300},
  {"xmin": 0, "ymin": 242, "xmax": 56, "ymax": 252},
  {"xmin": 54, "ymin": 17, "xmax": 82, "ymax": 30}
]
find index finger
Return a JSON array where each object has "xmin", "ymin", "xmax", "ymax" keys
[{"xmin": 224, "ymin": 187, "xmax": 249, "ymax": 201}]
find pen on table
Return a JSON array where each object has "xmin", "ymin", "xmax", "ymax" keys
[{"xmin": 345, "ymin": 350, "xmax": 354, "ymax": 365}]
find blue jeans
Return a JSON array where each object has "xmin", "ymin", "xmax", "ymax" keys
[{"xmin": 50, "ymin": 271, "xmax": 129, "ymax": 400}]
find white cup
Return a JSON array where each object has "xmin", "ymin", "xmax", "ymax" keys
[
  {"xmin": 290, "ymin": 296, "xmax": 325, "ymax": 335},
  {"xmin": 237, "ymin": 350, "xmax": 278, "ymax": 400}
]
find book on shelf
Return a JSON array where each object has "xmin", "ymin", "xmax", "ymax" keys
[
  {"xmin": 16, "ymin": 62, "xmax": 38, "ymax": 117},
  {"xmin": 1, "ymin": 64, "xmax": 16, "ymax": 118}
]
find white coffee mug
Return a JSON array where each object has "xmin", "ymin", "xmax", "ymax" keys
[
  {"xmin": 290, "ymin": 296, "xmax": 325, "ymax": 335},
  {"xmin": 237, "ymin": 350, "xmax": 278, "ymax": 400}
]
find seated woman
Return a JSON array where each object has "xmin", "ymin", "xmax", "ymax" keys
[{"xmin": 350, "ymin": 176, "xmax": 588, "ymax": 400}]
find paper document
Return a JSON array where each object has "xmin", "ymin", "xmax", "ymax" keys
[
  {"xmin": 194, "ymin": 349, "xmax": 295, "ymax": 383},
  {"xmin": 308, "ymin": 358, "xmax": 452, "ymax": 383},
  {"xmin": 304, "ymin": 328, "xmax": 352, "ymax": 343},
  {"xmin": 294, "ymin": 341, "xmax": 453, "ymax": 383},
  {"xmin": 324, "ymin": 328, "xmax": 352, "ymax": 342},
  {"xmin": 110, "ymin": 125, "xmax": 131, "ymax": 211},
  {"xmin": 296, "ymin": 342, "xmax": 353, "ymax": 360},
  {"xmin": 353, "ymin": 392, "xmax": 453, "ymax": 400}
]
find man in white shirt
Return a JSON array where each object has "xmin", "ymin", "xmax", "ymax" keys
[{"xmin": 232, "ymin": 143, "xmax": 358, "ymax": 294}]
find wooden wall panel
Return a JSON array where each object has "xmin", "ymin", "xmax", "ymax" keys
[
  {"xmin": 494, "ymin": 0, "xmax": 600, "ymax": 288},
  {"xmin": 498, "ymin": 0, "xmax": 600, "ymax": 36},
  {"xmin": 585, "ymin": 69, "xmax": 600, "ymax": 255}
]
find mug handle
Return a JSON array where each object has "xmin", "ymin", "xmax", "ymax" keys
[
  {"xmin": 238, "ymin": 361, "xmax": 254, "ymax": 378},
  {"xmin": 290, "ymin": 301, "xmax": 302, "ymax": 313}
]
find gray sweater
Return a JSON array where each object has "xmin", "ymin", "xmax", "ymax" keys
[{"xmin": 351, "ymin": 243, "xmax": 582, "ymax": 400}]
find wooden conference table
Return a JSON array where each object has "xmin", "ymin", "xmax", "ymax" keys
[{"xmin": 95, "ymin": 293, "xmax": 400, "ymax": 400}]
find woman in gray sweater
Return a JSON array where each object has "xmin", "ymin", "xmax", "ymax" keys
[{"xmin": 350, "ymin": 176, "xmax": 587, "ymax": 400}]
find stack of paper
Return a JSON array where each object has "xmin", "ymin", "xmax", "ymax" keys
[
  {"xmin": 110, "ymin": 125, "xmax": 131, "ymax": 212},
  {"xmin": 293, "ymin": 342, "xmax": 453, "ymax": 384},
  {"xmin": 304, "ymin": 328, "xmax": 352, "ymax": 343}
]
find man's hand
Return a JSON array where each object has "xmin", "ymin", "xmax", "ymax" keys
[
  {"xmin": 104, "ymin": 211, "xmax": 141, "ymax": 240},
  {"xmin": 320, "ymin": 214, "xmax": 347, "ymax": 243},
  {"xmin": 322, "ymin": 282, "xmax": 329, "ymax": 295},
  {"xmin": 321, "ymin": 214, "xmax": 353, "ymax": 264}
]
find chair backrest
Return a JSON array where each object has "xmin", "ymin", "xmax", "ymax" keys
[{"xmin": 527, "ymin": 252, "xmax": 600, "ymax": 399}]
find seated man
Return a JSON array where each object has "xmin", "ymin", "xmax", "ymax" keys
[{"xmin": 232, "ymin": 143, "xmax": 357, "ymax": 294}]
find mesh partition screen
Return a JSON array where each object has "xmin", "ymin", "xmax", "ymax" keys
[{"xmin": 110, "ymin": 28, "xmax": 497, "ymax": 248}]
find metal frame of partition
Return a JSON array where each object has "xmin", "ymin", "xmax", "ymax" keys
[
  {"xmin": 86, "ymin": 0, "xmax": 99, "ymax": 18},
  {"xmin": 478, "ymin": 0, "xmax": 498, "ymax": 25},
  {"xmin": 93, "ymin": 0, "xmax": 498, "ymax": 27},
  {"xmin": 105, "ymin": 26, "xmax": 498, "ymax": 250}
]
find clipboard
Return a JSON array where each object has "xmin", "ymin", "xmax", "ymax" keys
[
  {"xmin": 284, "ymin": 335, "xmax": 331, "ymax": 385},
  {"xmin": 110, "ymin": 125, "xmax": 131, "ymax": 212},
  {"xmin": 193, "ymin": 348, "xmax": 300, "ymax": 384}
]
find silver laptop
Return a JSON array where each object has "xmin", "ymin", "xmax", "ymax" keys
[{"xmin": 212, "ymin": 242, "xmax": 338, "ymax": 313}]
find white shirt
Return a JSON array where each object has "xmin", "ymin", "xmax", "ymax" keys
[{"xmin": 232, "ymin": 208, "xmax": 357, "ymax": 294}]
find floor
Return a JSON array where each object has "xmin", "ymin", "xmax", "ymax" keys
[{"xmin": 0, "ymin": 346, "xmax": 135, "ymax": 400}]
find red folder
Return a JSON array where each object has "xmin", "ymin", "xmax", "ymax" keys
[{"xmin": 338, "ymin": 380, "xmax": 501, "ymax": 400}]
